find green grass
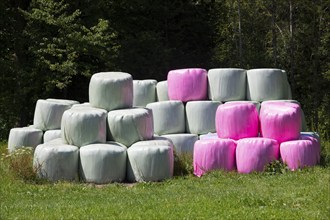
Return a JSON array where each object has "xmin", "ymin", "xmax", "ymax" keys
[{"xmin": 1, "ymin": 142, "xmax": 329, "ymax": 219}]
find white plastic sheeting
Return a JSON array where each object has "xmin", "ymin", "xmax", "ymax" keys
[
  {"xmin": 261, "ymin": 100, "xmax": 307, "ymax": 131},
  {"xmin": 146, "ymin": 101, "xmax": 185, "ymax": 135},
  {"xmin": 185, "ymin": 101, "xmax": 221, "ymax": 134},
  {"xmin": 127, "ymin": 144, "xmax": 174, "ymax": 182},
  {"xmin": 133, "ymin": 80, "xmax": 157, "ymax": 107},
  {"xmin": 225, "ymin": 101, "xmax": 261, "ymax": 113},
  {"xmin": 246, "ymin": 69, "xmax": 287, "ymax": 101},
  {"xmin": 33, "ymin": 99, "xmax": 73, "ymax": 131},
  {"xmin": 107, "ymin": 108, "xmax": 154, "ymax": 147},
  {"xmin": 199, "ymin": 132, "xmax": 218, "ymax": 140},
  {"xmin": 208, "ymin": 68, "xmax": 247, "ymax": 101},
  {"xmin": 43, "ymin": 129, "xmax": 61, "ymax": 143},
  {"xmin": 71, "ymin": 102, "xmax": 92, "ymax": 109},
  {"xmin": 61, "ymin": 108, "xmax": 107, "ymax": 147},
  {"xmin": 46, "ymin": 98, "xmax": 79, "ymax": 105},
  {"xmin": 156, "ymin": 81, "xmax": 169, "ymax": 101},
  {"xmin": 79, "ymin": 142, "xmax": 127, "ymax": 184},
  {"xmin": 33, "ymin": 142, "xmax": 79, "ymax": 181},
  {"xmin": 132, "ymin": 136, "xmax": 174, "ymax": 148},
  {"xmin": 8, "ymin": 127, "xmax": 43, "ymax": 153},
  {"xmin": 161, "ymin": 133, "xmax": 198, "ymax": 154},
  {"xmin": 281, "ymin": 70, "xmax": 293, "ymax": 99},
  {"xmin": 89, "ymin": 72, "xmax": 133, "ymax": 111}
]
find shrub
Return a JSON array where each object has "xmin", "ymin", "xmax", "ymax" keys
[
  {"xmin": 173, "ymin": 152, "xmax": 194, "ymax": 176},
  {"xmin": 264, "ymin": 160, "xmax": 289, "ymax": 175}
]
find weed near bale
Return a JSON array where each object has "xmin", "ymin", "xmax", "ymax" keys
[
  {"xmin": 173, "ymin": 152, "xmax": 194, "ymax": 176},
  {"xmin": 1, "ymin": 147, "xmax": 40, "ymax": 183}
]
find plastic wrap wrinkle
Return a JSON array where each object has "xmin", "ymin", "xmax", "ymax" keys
[
  {"xmin": 89, "ymin": 72, "xmax": 133, "ymax": 111},
  {"xmin": 161, "ymin": 133, "xmax": 198, "ymax": 154},
  {"xmin": 61, "ymin": 108, "xmax": 107, "ymax": 147},
  {"xmin": 280, "ymin": 139, "xmax": 318, "ymax": 170},
  {"xmin": 193, "ymin": 139, "xmax": 237, "ymax": 177},
  {"xmin": 167, "ymin": 68, "xmax": 207, "ymax": 102},
  {"xmin": 156, "ymin": 81, "xmax": 169, "ymax": 101},
  {"xmin": 208, "ymin": 68, "xmax": 246, "ymax": 101},
  {"xmin": 79, "ymin": 142, "xmax": 127, "ymax": 183},
  {"xmin": 236, "ymin": 138, "xmax": 279, "ymax": 173},
  {"xmin": 133, "ymin": 80, "xmax": 157, "ymax": 107},
  {"xmin": 246, "ymin": 68, "xmax": 287, "ymax": 101},
  {"xmin": 8, "ymin": 127, "xmax": 43, "ymax": 153},
  {"xmin": 33, "ymin": 143, "xmax": 79, "ymax": 181},
  {"xmin": 127, "ymin": 144, "xmax": 174, "ymax": 182},
  {"xmin": 146, "ymin": 101, "xmax": 185, "ymax": 135},
  {"xmin": 107, "ymin": 108, "xmax": 154, "ymax": 147},
  {"xmin": 33, "ymin": 99, "xmax": 73, "ymax": 130},
  {"xmin": 185, "ymin": 101, "xmax": 221, "ymax": 135},
  {"xmin": 260, "ymin": 102, "xmax": 301, "ymax": 143},
  {"xmin": 216, "ymin": 103, "xmax": 259, "ymax": 140}
]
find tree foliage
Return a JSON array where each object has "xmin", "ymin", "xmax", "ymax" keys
[{"xmin": 0, "ymin": 0, "xmax": 329, "ymax": 140}]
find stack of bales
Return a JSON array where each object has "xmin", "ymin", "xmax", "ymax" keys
[{"xmin": 8, "ymin": 67, "xmax": 319, "ymax": 182}]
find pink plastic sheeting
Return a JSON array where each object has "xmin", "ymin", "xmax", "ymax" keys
[
  {"xmin": 167, "ymin": 68, "xmax": 208, "ymax": 102},
  {"xmin": 280, "ymin": 139, "xmax": 318, "ymax": 170},
  {"xmin": 194, "ymin": 139, "xmax": 236, "ymax": 177},
  {"xmin": 236, "ymin": 138, "xmax": 279, "ymax": 173},
  {"xmin": 215, "ymin": 103, "xmax": 259, "ymax": 140},
  {"xmin": 260, "ymin": 102, "xmax": 301, "ymax": 143},
  {"xmin": 299, "ymin": 133, "xmax": 320, "ymax": 164}
]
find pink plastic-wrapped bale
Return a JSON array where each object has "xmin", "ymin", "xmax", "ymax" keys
[
  {"xmin": 167, "ymin": 68, "xmax": 208, "ymax": 102},
  {"xmin": 260, "ymin": 102, "xmax": 301, "ymax": 143},
  {"xmin": 194, "ymin": 139, "xmax": 236, "ymax": 177},
  {"xmin": 215, "ymin": 103, "xmax": 259, "ymax": 140},
  {"xmin": 236, "ymin": 138, "xmax": 279, "ymax": 174},
  {"xmin": 299, "ymin": 133, "xmax": 320, "ymax": 164},
  {"xmin": 280, "ymin": 139, "xmax": 319, "ymax": 170}
]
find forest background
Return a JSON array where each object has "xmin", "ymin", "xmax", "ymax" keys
[{"xmin": 0, "ymin": 0, "xmax": 328, "ymax": 141}]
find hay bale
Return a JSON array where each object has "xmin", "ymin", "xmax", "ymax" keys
[
  {"xmin": 146, "ymin": 101, "xmax": 185, "ymax": 135},
  {"xmin": 133, "ymin": 80, "xmax": 157, "ymax": 107},
  {"xmin": 199, "ymin": 132, "xmax": 218, "ymax": 140},
  {"xmin": 216, "ymin": 103, "xmax": 259, "ymax": 140},
  {"xmin": 79, "ymin": 142, "xmax": 127, "ymax": 184},
  {"xmin": 8, "ymin": 127, "xmax": 43, "ymax": 153},
  {"xmin": 33, "ymin": 142, "xmax": 79, "ymax": 181},
  {"xmin": 156, "ymin": 81, "xmax": 169, "ymax": 101},
  {"xmin": 107, "ymin": 108, "xmax": 154, "ymax": 147},
  {"xmin": 208, "ymin": 68, "xmax": 246, "ymax": 101},
  {"xmin": 185, "ymin": 101, "xmax": 221, "ymax": 135},
  {"xmin": 89, "ymin": 72, "xmax": 133, "ymax": 111},
  {"xmin": 167, "ymin": 68, "xmax": 207, "ymax": 102},
  {"xmin": 43, "ymin": 129, "xmax": 61, "ymax": 143},
  {"xmin": 61, "ymin": 108, "xmax": 107, "ymax": 147},
  {"xmin": 161, "ymin": 133, "xmax": 198, "ymax": 154},
  {"xmin": 33, "ymin": 99, "xmax": 73, "ymax": 130},
  {"xmin": 193, "ymin": 139, "xmax": 236, "ymax": 177},
  {"xmin": 236, "ymin": 137, "xmax": 279, "ymax": 173},
  {"xmin": 225, "ymin": 101, "xmax": 261, "ymax": 113},
  {"xmin": 127, "ymin": 144, "xmax": 174, "ymax": 182}
]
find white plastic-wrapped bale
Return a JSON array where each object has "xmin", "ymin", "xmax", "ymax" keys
[
  {"xmin": 146, "ymin": 101, "xmax": 185, "ymax": 135},
  {"xmin": 79, "ymin": 142, "xmax": 127, "ymax": 184},
  {"xmin": 127, "ymin": 144, "xmax": 174, "ymax": 182},
  {"xmin": 33, "ymin": 99, "xmax": 73, "ymax": 131},
  {"xmin": 281, "ymin": 70, "xmax": 293, "ymax": 99},
  {"xmin": 61, "ymin": 108, "xmax": 107, "ymax": 147},
  {"xmin": 133, "ymin": 80, "xmax": 157, "ymax": 107},
  {"xmin": 199, "ymin": 132, "xmax": 218, "ymax": 140},
  {"xmin": 46, "ymin": 98, "xmax": 79, "ymax": 105},
  {"xmin": 208, "ymin": 68, "xmax": 247, "ymax": 101},
  {"xmin": 107, "ymin": 108, "xmax": 154, "ymax": 147},
  {"xmin": 156, "ymin": 81, "xmax": 169, "ymax": 101},
  {"xmin": 43, "ymin": 129, "xmax": 61, "ymax": 143},
  {"xmin": 33, "ymin": 142, "xmax": 79, "ymax": 182},
  {"xmin": 132, "ymin": 136, "xmax": 174, "ymax": 148},
  {"xmin": 262, "ymin": 100, "xmax": 307, "ymax": 131},
  {"xmin": 225, "ymin": 101, "xmax": 261, "ymax": 113},
  {"xmin": 161, "ymin": 133, "xmax": 198, "ymax": 154},
  {"xmin": 71, "ymin": 102, "xmax": 92, "ymax": 109},
  {"xmin": 246, "ymin": 69, "xmax": 287, "ymax": 101},
  {"xmin": 89, "ymin": 72, "xmax": 133, "ymax": 111},
  {"xmin": 185, "ymin": 101, "xmax": 221, "ymax": 134},
  {"xmin": 8, "ymin": 127, "xmax": 43, "ymax": 153}
]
